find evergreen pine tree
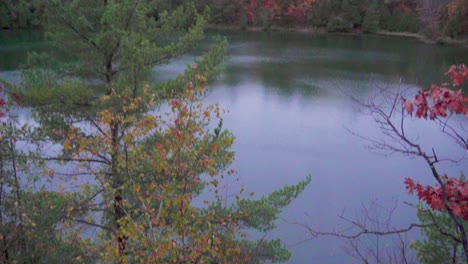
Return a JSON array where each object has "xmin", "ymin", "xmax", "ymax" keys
[{"xmin": 6, "ymin": 1, "xmax": 311, "ymax": 262}]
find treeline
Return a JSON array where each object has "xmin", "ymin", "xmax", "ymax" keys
[
  {"xmin": 197, "ymin": 0, "xmax": 468, "ymax": 39},
  {"xmin": 0, "ymin": 0, "xmax": 180, "ymax": 30},
  {"xmin": 0, "ymin": 0, "xmax": 47, "ymax": 30},
  {"xmin": 1, "ymin": 0, "xmax": 467, "ymax": 39}
]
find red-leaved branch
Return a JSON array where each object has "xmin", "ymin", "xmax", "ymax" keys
[
  {"xmin": 402, "ymin": 64, "xmax": 468, "ymax": 220},
  {"xmin": 402, "ymin": 64, "xmax": 468, "ymax": 119},
  {"xmin": 405, "ymin": 177, "xmax": 468, "ymax": 220}
]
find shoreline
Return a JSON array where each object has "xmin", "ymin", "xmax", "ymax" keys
[{"xmin": 205, "ymin": 24, "xmax": 468, "ymax": 48}]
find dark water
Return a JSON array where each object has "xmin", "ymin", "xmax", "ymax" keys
[
  {"xmin": 0, "ymin": 30, "xmax": 48, "ymax": 70},
  {"xmin": 1, "ymin": 29, "xmax": 467, "ymax": 263}
]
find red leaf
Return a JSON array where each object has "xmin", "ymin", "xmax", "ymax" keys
[
  {"xmin": 10, "ymin": 92, "xmax": 20, "ymax": 100},
  {"xmin": 447, "ymin": 64, "xmax": 468, "ymax": 86},
  {"xmin": 459, "ymin": 184, "xmax": 468, "ymax": 197},
  {"xmin": 405, "ymin": 176, "xmax": 468, "ymax": 220},
  {"xmin": 402, "ymin": 97, "xmax": 413, "ymax": 116},
  {"xmin": 404, "ymin": 66, "xmax": 467, "ymax": 120},
  {"xmin": 404, "ymin": 178, "xmax": 415, "ymax": 194},
  {"xmin": 452, "ymin": 205, "xmax": 463, "ymax": 216}
]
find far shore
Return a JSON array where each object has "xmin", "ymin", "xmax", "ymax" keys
[{"xmin": 205, "ymin": 24, "xmax": 468, "ymax": 48}]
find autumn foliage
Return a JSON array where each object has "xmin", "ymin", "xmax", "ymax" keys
[
  {"xmin": 405, "ymin": 177, "xmax": 468, "ymax": 220},
  {"xmin": 240, "ymin": 0, "xmax": 313, "ymax": 25},
  {"xmin": 402, "ymin": 64, "xmax": 468, "ymax": 220},
  {"xmin": 0, "ymin": 86, "xmax": 19, "ymax": 118},
  {"xmin": 285, "ymin": 0, "xmax": 314, "ymax": 24},
  {"xmin": 402, "ymin": 64, "xmax": 468, "ymax": 119}
]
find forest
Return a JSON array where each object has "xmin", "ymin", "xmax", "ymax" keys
[{"xmin": 1, "ymin": 0, "xmax": 467, "ymax": 39}]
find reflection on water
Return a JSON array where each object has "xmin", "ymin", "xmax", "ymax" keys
[
  {"xmin": 0, "ymin": 30, "xmax": 48, "ymax": 71},
  {"xmin": 1, "ymin": 29, "xmax": 467, "ymax": 263}
]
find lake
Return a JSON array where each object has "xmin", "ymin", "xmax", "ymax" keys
[{"xmin": 1, "ymin": 29, "xmax": 467, "ymax": 263}]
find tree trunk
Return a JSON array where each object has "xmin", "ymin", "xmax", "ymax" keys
[
  {"xmin": 0, "ymin": 152, "xmax": 8, "ymax": 263},
  {"xmin": 110, "ymin": 120, "xmax": 127, "ymax": 259}
]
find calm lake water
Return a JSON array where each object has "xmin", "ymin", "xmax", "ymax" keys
[{"xmin": 1, "ymin": 29, "xmax": 467, "ymax": 263}]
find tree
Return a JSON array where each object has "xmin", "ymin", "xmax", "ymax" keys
[
  {"xmin": 400, "ymin": 64, "xmax": 468, "ymax": 259},
  {"xmin": 411, "ymin": 200, "xmax": 468, "ymax": 264},
  {"xmin": 387, "ymin": 9, "xmax": 420, "ymax": 33},
  {"xmin": 348, "ymin": 64, "xmax": 468, "ymax": 260},
  {"xmin": 6, "ymin": 0, "xmax": 311, "ymax": 262},
  {"xmin": 0, "ymin": 85, "xmax": 89, "ymax": 263},
  {"xmin": 444, "ymin": 9, "xmax": 466, "ymax": 38},
  {"xmin": 198, "ymin": 0, "xmax": 240, "ymax": 24},
  {"xmin": 376, "ymin": 0, "xmax": 391, "ymax": 30},
  {"xmin": 233, "ymin": 0, "xmax": 317, "ymax": 27},
  {"xmin": 284, "ymin": 0, "xmax": 314, "ymax": 25},
  {"xmin": 18, "ymin": 1, "xmax": 221, "ymax": 258},
  {"xmin": 341, "ymin": 0, "xmax": 362, "ymax": 27},
  {"xmin": 0, "ymin": 0, "xmax": 47, "ymax": 29},
  {"xmin": 362, "ymin": 1, "xmax": 379, "ymax": 33},
  {"xmin": 326, "ymin": 15, "xmax": 353, "ymax": 32},
  {"xmin": 309, "ymin": 0, "xmax": 333, "ymax": 27}
]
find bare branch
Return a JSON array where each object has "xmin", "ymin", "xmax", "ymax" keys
[
  {"xmin": 66, "ymin": 216, "xmax": 115, "ymax": 234},
  {"xmin": 343, "ymin": 83, "xmax": 468, "ymax": 260},
  {"xmin": 40, "ymin": 156, "xmax": 110, "ymax": 165}
]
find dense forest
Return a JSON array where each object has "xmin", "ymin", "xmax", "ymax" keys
[{"xmin": 1, "ymin": 0, "xmax": 467, "ymax": 39}]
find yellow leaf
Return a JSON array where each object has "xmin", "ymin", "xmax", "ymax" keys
[
  {"xmin": 134, "ymin": 185, "xmax": 141, "ymax": 193},
  {"xmin": 64, "ymin": 142, "xmax": 71, "ymax": 151}
]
